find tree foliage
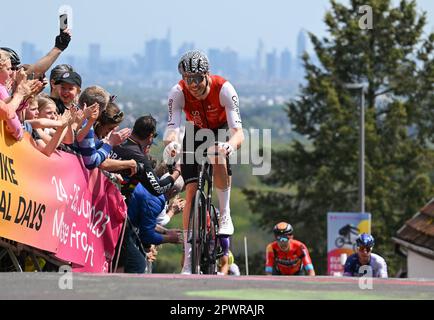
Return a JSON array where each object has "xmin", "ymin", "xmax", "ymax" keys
[{"xmin": 244, "ymin": 0, "xmax": 434, "ymax": 275}]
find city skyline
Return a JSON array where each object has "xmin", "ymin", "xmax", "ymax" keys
[
  {"xmin": 17, "ymin": 29, "xmax": 309, "ymax": 89},
  {"xmin": 1, "ymin": 0, "xmax": 433, "ymax": 59}
]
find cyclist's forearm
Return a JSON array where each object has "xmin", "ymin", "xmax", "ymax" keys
[
  {"xmin": 307, "ymin": 269, "xmax": 315, "ymax": 276},
  {"xmin": 228, "ymin": 128, "xmax": 245, "ymax": 150}
]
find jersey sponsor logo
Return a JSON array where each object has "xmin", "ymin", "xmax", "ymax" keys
[
  {"xmin": 231, "ymin": 95, "xmax": 242, "ymax": 124},
  {"xmin": 146, "ymin": 171, "xmax": 172, "ymax": 194},
  {"xmin": 275, "ymin": 257, "xmax": 301, "ymax": 266},
  {"xmin": 110, "ymin": 151, "xmax": 119, "ymax": 160},
  {"xmin": 231, "ymin": 95, "xmax": 239, "ymax": 108},
  {"xmin": 190, "ymin": 110, "xmax": 203, "ymax": 127},
  {"xmin": 168, "ymin": 99, "xmax": 173, "ymax": 122}
]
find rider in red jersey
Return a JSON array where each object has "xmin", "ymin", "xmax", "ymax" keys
[{"xmin": 265, "ymin": 222, "xmax": 315, "ymax": 276}]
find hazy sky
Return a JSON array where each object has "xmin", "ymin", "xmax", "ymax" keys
[{"xmin": 1, "ymin": 0, "xmax": 433, "ymax": 58}]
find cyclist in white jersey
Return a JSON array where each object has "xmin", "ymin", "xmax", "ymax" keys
[
  {"xmin": 343, "ymin": 233, "xmax": 388, "ymax": 278},
  {"xmin": 163, "ymin": 50, "xmax": 244, "ymax": 274}
]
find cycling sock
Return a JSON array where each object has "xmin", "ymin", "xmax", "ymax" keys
[{"xmin": 216, "ymin": 186, "xmax": 231, "ymax": 219}]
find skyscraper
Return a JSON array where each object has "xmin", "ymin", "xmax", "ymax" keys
[
  {"xmin": 255, "ymin": 39, "xmax": 265, "ymax": 76},
  {"xmin": 89, "ymin": 43, "xmax": 101, "ymax": 72},
  {"xmin": 266, "ymin": 49, "xmax": 278, "ymax": 81},
  {"xmin": 280, "ymin": 48, "xmax": 292, "ymax": 80},
  {"xmin": 296, "ymin": 29, "xmax": 307, "ymax": 76},
  {"xmin": 21, "ymin": 42, "xmax": 38, "ymax": 64},
  {"xmin": 144, "ymin": 31, "xmax": 173, "ymax": 75}
]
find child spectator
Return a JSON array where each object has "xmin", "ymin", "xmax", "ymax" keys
[
  {"xmin": 49, "ymin": 64, "xmax": 74, "ymax": 99},
  {"xmin": 53, "ymin": 71, "xmax": 81, "ymax": 115}
]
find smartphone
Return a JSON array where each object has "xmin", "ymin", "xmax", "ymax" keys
[{"xmin": 59, "ymin": 14, "xmax": 68, "ymax": 33}]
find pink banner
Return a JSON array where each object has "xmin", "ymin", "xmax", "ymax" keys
[
  {"xmin": 0, "ymin": 122, "xmax": 127, "ymax": 272},
  {"xmin": 52, "ymin": 166, "xmax": 127, "ymax": 272}
]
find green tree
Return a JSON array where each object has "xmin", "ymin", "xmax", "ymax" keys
[{"xmin": 244, "ymin": 0, "xmax": 434, "ymax": 275}]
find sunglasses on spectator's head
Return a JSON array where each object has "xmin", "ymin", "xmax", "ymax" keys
[
  {"xmin": 111, "ymin": 111, "xmax": 124, "ymax": 122},
  {"xmin": 184, "ymin": 74, "xmax": 205, "ymax": 85}
]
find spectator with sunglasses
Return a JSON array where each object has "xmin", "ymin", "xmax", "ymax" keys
[
  {"xmin": 74, "ymin": 86, "xmax": 132, "ymax": 172},
  {"xmin": 164, "ymin": 50, "xmax": 244, "ymax": 274},
  {"xmin": 265, "ymin": 222, "xmax": 315, "ymax": 276},
  {"xmin": 343, "ymin": 233, "xmax": 388, "ymax": 278},
  {"xmin": 111, "ymin": 115, "xmax": 181, "ymax": 201}
]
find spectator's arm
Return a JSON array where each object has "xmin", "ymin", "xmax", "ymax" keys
[
  {"xmin": 0, "ymin": 98, "xmax": 23, "ymax": 120},
  {"xmin": 0, "ymin": 101, "xmax": 11, "ymax": 120},
  {"xmin": 26, "ymin": 30, "xmax": 72, "ymax": 77},
  {"xmin": 35, "ymin": 128, "xmax": 53, "ymax": 144},
  {"xmin": 37, "ymin": 125, "xmax": 68, "ymax": 157},
  {"xmin": 155, "ymin": 224, "xmax": 168, "ymax": 234},
  {"xmin": 76, "ymin": 103, "xmax": 99, "ymax": 142},
  {"xmin": 36, "ymin": 111, "xmax": 72, "ymax": 157},
  {"xmin": 26, "ymin": 48, "xmax": 62, "ymax": 78},
  {"xmin": 26, "ymin": 118, "xmax": 64, "ymax": 129},
  {"xmin": 76, "ymin": 118, "xmax": 96, "ymax": 142},
  {"xmin": 137, "ymin": 160, "xmax": 180, "ymax": 196},
  {"xmin": 99, "ymin": 158, "xmax": 137, "ymax": 176},
  {"xmin": 160, "ymin": 229, "xmax": 181, "ymax": 244},
  {"xmin": 77, "ymin": 126, "xmax": 112, "ymax": 170}
]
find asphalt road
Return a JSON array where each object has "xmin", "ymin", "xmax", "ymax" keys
[{"xmin": 0, "ymin": 273, "xmax": 433, "ymax": 300}]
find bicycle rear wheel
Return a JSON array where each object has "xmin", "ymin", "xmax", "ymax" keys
[{"xmin": 189, "ymin": 190, "xmax": 205, "ymax": 274}]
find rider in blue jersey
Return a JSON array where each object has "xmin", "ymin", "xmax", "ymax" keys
[{"xmin": 343, "ymin": 233, "xmax": 388, "ymax": 278}]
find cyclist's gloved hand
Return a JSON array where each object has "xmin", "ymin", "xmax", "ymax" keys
[
  {"xmin": 217, "ymin": 142, "xmax": 234, "ymax": 157},
  {"xmin": 163, "ymin": 141, "xmax": 182, "ymax": 165},
  {"xmin": 55, "ymin": 30, "xmax": 71, "ymax": 51}
]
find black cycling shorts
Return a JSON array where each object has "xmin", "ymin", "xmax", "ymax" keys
[{"xmin": 181, "ymin": 124, "xmax": 232, "ymax": 185}]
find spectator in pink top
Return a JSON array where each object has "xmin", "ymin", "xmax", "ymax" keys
[{"xmin": 0, "ymin": 49, "xmax": 24, "ymax": 140}]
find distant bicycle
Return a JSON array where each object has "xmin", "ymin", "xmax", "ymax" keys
[
  {"xmin": 335, "ymin": 224, "xmax": 359, "ymax": 251},
  {"xmin": 186, "ymin": 149, "xmax": 223, "ymax": 274}
]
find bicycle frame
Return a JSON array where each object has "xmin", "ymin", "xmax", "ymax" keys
[{"xmin": 189, "ymin": 155, "xmax": 221, "ymax": 275}]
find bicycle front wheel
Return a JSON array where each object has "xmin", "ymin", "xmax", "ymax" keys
[
  {"xmin": 203, "ymin": 204, "xmax": 219, "ymax": 274},
  {"xmin": 189, "ymin": 190, "xmax": 205, "ymax": 274}
]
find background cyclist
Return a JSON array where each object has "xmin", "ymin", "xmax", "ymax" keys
[
  {"xmin": 163, "ymin": 50, "xmax": 244, "ymax": 274},
  {"xmin": 265, "ymin": 222, "xmax": 315, "ymax": 276},
  {"xmin": 343, "ymin": 233, "xmax": 388, "ymax": 278}
]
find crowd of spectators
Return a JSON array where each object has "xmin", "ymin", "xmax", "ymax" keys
[{"xmin": 0, "ymin": 28, "xmax": 184, "ymax": 273}]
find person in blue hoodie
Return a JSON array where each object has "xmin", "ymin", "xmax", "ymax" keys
[{"xmin": 125, "ymin": 173, "xmax": 184, "ymax": 273}]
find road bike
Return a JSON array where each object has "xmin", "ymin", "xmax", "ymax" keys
[{"xmin": 187, "ymin": 150, "xmax": 225, "ymax": 274}]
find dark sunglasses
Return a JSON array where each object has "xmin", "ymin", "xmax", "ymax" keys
[
  {"xmin": 277, "ymin": 235, "xmax": 290, "ymax": 242},
  {"xmin": 184, "ymin": 74, "xmax": 205, "ymax": 85},
  {"xmin": 358, "ymin": 246, "xmax": 372, "ymax": 252}
]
